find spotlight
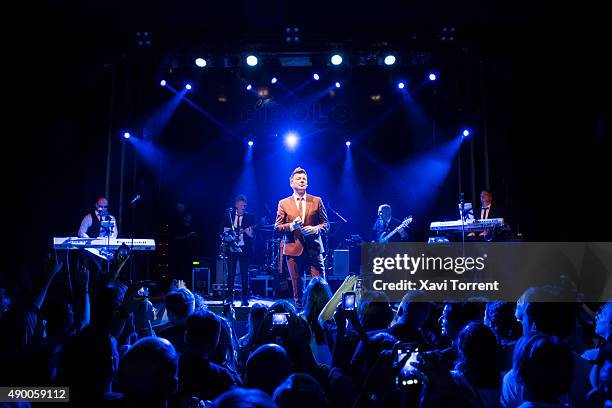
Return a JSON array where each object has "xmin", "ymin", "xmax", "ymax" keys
[
  {"xmin": 345, "ymin": 141, "xmax": 351, "ymax": 147},
  {"xmin": 335, "ymin": 82, "xmax": 341, "ymax": 88},
  {"xmin": 246, "ymin": 55, "xmax": 258, "ymax": 67},
  {"xmin": 284, "ymin": 132, "xmax": 299, "ymax": 149},
  {"xmin": 313, "ymin": 73, "xmax": 320, "ymax": 81},
  {"xmin": 160, "ymin": 80, "xmax": 166, "ymax": 87},
  {"xmin": 330, "ymin": 54, "xmax": 343, "ymax": 66},
  {"xmin": 429, "ymin": 73, "xmax": 437, "ymax": 81},
  {"xmin": 195, "ymin": 58, "xmax": 207, "ymax": 68},
  {"xmin": 397, "ymin": 81, "xmax": 405, "ymax": 89},
  {"xmin": 248, "ymin": 140, "xmax": 254, "ymax": 147},
  {"xmin": 384, "ymin": 54, "xmax": 396, "ymax": 66},
  {"xmin": 185, "ymin": 84, "xmax": 192, "ymax": 90},
  {"xmin": 462, "ymin": 129, "xmax": 471, "ymax": 137},
  {"xmin": 271, "ymin": 77, "xmax": 278, "ymax": 84},
  {"xmin": 123, "ymin": 132, "xmax": 131, "ymax": 139},
  {"xmin": 246, "ymin": 84, "xmax": 252, "ymax": 91}
]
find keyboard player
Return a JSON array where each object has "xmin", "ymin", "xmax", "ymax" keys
[
  {"xmin": 78, "ymin": 197, "xmax": 119, "ymax": 239},
  {"xmin": 469, "ymin": 190, "xmax": 504, "ymax": 238},
  {"xmin": 74, "ymin": 197, "xmax": 123, "ymax": 290}
]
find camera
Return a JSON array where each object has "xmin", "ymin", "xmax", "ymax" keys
[
  {"xmin": 272, "ymin": 312, "xmax": 289, "ymax": 325},
  {"xmin": 395, "ymin": 343, "xmax": 422, "ymax": 391},
  {"xmin": 342, "ymin": 292, "xmax": 356, "ymax": 311}
]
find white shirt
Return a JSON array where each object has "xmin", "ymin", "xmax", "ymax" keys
[
  {"xmin": 293, "ymin": 192, "xmax": 307, "ymax": 220},
  {"xmin": 233, "ymin": 213, "xmax": 245, "ymax": 246},
  {"xmin": 481, "ymin": 204, "xmax": 491, "ymax": 220}
]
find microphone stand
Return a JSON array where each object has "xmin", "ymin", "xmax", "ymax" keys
[
  {"xmin": 328, "ymin": 206, "xmax": 348, "ymax": 223},
  {"xmin": 129, "ymin": 199, "xmax": 138, "ymax": 284},
  {"xmin": 459, "ymin": 193, "xmax": 466, "ymax": 258}
]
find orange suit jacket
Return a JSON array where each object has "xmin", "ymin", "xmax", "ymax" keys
[{"xmin": 274, "ymin": 194, "xmax": 328, "ymax": 256}]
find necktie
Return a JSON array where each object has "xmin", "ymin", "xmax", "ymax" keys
[{"xmin": 298, "ymin": 198, "xmax": 303, "ymax": 220}]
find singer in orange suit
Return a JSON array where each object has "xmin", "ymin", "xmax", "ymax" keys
[{"xmin": 275, "ymin": 167, "xmax": 328, "ymax": 308}]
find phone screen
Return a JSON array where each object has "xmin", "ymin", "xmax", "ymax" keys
[
  {"xmin": 396, "ymin": 345, "xmax": 421, "ymax": 391},
  {"xmin": 272, "ymin": 312, "xmax": 289, "ymax": 325},
  {"xmin": 343, "ymin": 292, "xmax": 356, "ymax": 310}
]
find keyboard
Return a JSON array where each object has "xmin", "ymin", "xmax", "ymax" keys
[
  {"xmin": 53, "ymin": 237, "xmax": 156, "ymax": 251},
  {"xmin": 430, "ymin": 218, "xmax": 505, "ymax": 231}
]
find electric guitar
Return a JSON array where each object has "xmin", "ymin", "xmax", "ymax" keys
[{"xmin": 377, "ymin": 216, "xmax": 413, "ymax": 243}]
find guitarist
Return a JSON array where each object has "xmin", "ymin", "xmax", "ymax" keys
[
  {"xmin": 223, "ymin": 194, "xmax": 255, "ymax": 306},
  {"xmin": 372, "ymin": 204, "xmax": 408, "ymax": 242}
]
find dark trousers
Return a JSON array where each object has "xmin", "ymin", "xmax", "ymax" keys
[
  {"xmin": 227, "ymin": 248, "xmax": 249, "ymax": 301},
  {"xmin": 285, "ymin": 247, "xmax": 325, "ymax": 308}
]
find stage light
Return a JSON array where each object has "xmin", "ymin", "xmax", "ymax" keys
[
  {"xmin": 248, "ymin": 140, "xmax": 254, "ymax": 147},
  {"xmin": 330, "ymin": 54, "xmax": 343, "ymax": 66},
  {"xmin": 335, "ymin": 82, "xmax": 341, "ymax": 88},
  {"xmin": 429, "ymin": 73, "xmax": 437, "ymax": 81},
  {"xmin": 384, "ymin": 54, "xmax": 396, "ymax": 66},
  {"xmin": 160, "ymin": 80, "xmax": 166, "ymax": 87},
  {"xmin": 462, "ymin": 129, "xmax": 470, "ymax": 137},
  {"xmin": 246, "ymin": 84, "xmax": 252, "ymax": 91},
  {"xmin": 123, "ymin": 132, "xmax": 131, "ymax": 139},
  {"xmin": 271, "ymin": 77, "xmax": 278, "ymax": 84},
  {"xmin": 246, "ymin": 55, "xmax": 258, "ymax": 67},
  {"xmin": 345, "ymin": 141, "xmax": 351, "ymax": 147},
  {"xmin": 195, "ymin": 58, "xmax": 207, "ymax": 68},
  {"xmin": 397, "ymin": 81, "xmax": 405, "ymax": 89},
  {"xmin": 313, "ymin": 73, "xmax": 320, "ymax": 80},
  {"xmin": 284, "ymin": 132, "xmax": 299, "ymax": 149},
  {"xmin": 185, "ymin": 83, "xmax": 192, "ymax": 90}
]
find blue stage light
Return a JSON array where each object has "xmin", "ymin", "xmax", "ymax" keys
[
  {"xmin": 160, "ymin": 80, "xmax": 166, "ymax": 87},
  {"xmin": 123, "ymin": 132, "xmax": 131, "ymax": 139},
  {"xmin": 246, "ymin": 84, "xmax": 252, "ymax": 91},
  {"xmin": 185, "ymin": 84, "xmax": 192, "ymax": 90},
  {"xmin": 271, "ymin": 77, "xmax": 278, "ymax": 84},
  {"xmin": 384, "ymin": 55, "xmax": 396, "ymax": 66},
  {"xmin": 335, "ymin": 82, "xmax": 341, "ymax": 88},
  {"xmin": 248, "ymin": 140, "xmax": 254, "ymax": 147},
  {"xmin": 195, "ymin": 58, "xmax": 207, "ymax": 68},
  {"xmin": 313, "ymin": 73, "xmax": 320, "ymax": 80},
  {"xmin": 345, "ymin": 141, "xmax": 351, "ymax": 147},
  {"xmin": 429, "ymin": 73, "xmax": 437, "ymax": 81},
  {"xmin": 284, "ymin": 132, "xmax": 299, "ymax": 149},
  {"xmin": 330, "ymin": 54, "xmax": 343, "ymax": 66},
  {"xmin": 397, "ymin": 81, "xmax": 405, "ymax": 89},
  {"xmin": 462, "ymin": 129, "xmax": 470, "ymax": 137},
  {"xmin": 246, "ymin": 55, "xmax": 258, "ymax": 66}
]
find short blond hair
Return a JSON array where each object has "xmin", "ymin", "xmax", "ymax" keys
[{"xmin": 289, "ymin": 167, "xmax": 307, "ymax": 182}]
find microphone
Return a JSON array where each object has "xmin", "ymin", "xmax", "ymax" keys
[{"xmin": 130, "ymin": 194, "xmax": 141, "ymax": 207}]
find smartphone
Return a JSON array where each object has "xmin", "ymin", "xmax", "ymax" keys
[
  {"xmin": 355, "ymin": 278, "xmax": 363, "ymax": 290},
  {"xmin": 395, "ymin": 344, "xmax": 421, "ymax": 391},
  {"xmin": 272, "ymin": 312, "xmax": 289, "ymax": 325},
  {"xmin": 342, "ymin": 292, "xmax": 356, "ymax": 311}
]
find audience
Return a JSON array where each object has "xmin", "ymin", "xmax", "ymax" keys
[
  {"xmin": 114, "ymin": 337, "xmax": 179, "ymax": 407},
  {"xmin": 178, "ymin": 310, "xmax": 238, "ymax": 403},
  {"xmin": 300, "ymin": 277, "xmax": 333, "ymax": 365},
  {"xmin": 1, "ymin": 256, "xmax": 609, "ymax": 408},
  {"xmin": 514, "ymin": 334, "xmax": 574, "ymax": 408},
  {"xmin": 245, "ymin": 343, "xmax": 291, "ymax": 395},
  {"xmin": 273, "ymin": 373, "xmax": 330, "ymax": 408},
  {"xmin": 154, "ymin": 287, "xmax": 195, "ymax": 352}
]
